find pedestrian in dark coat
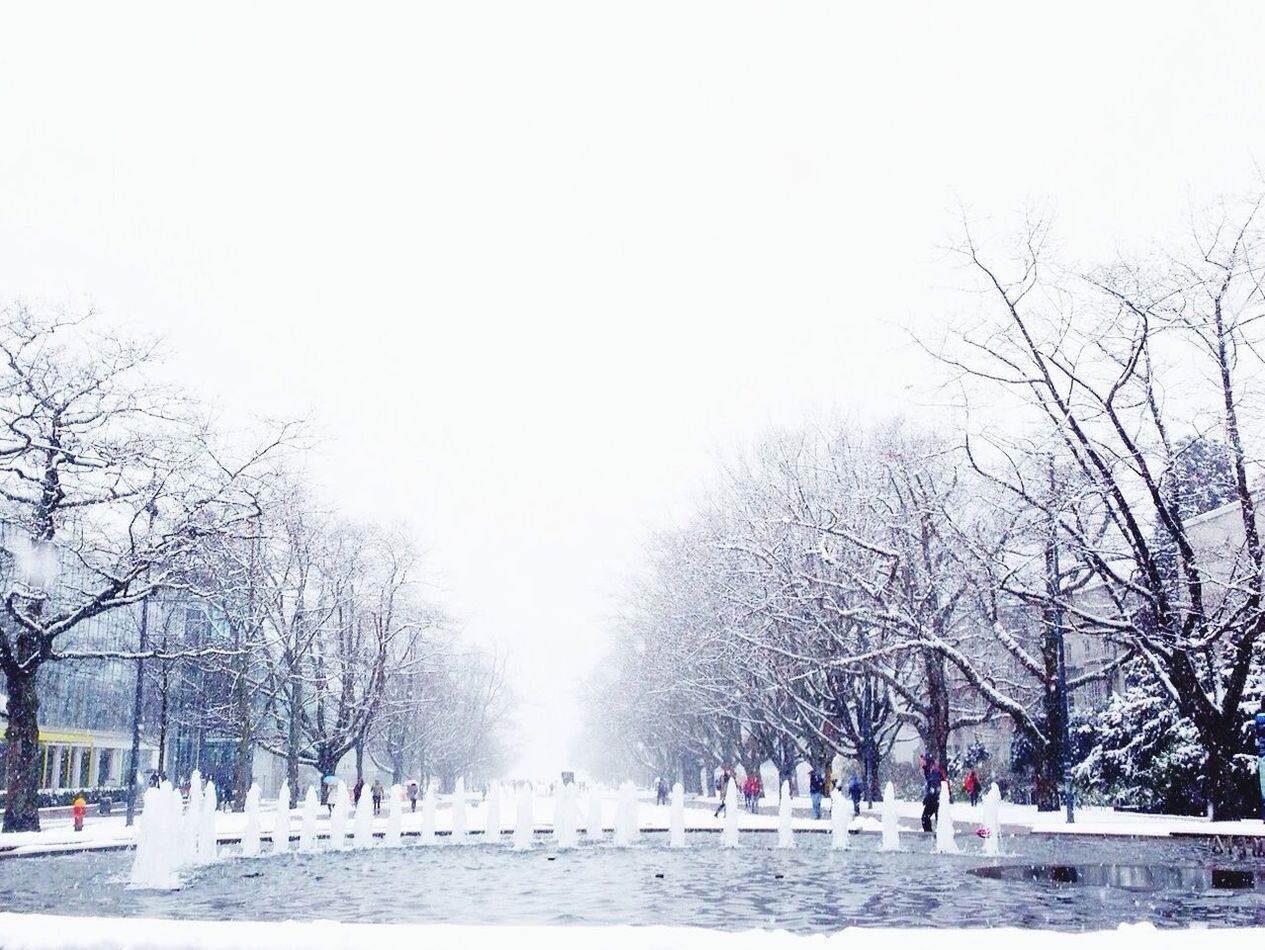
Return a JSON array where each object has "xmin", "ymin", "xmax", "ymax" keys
[
  {"xmin": 809, "ymin": 768, "xmax": 825, "ymax": 819},
  {"xmin": 921, "ymin": 764, "xmax": 942, "ymax": 832},
  {"xmin": 847, "ymin": 773, "xmax": 863, "ymax": 817},
  {"xmin": 713, "ymin": 768, "xmax": 735, "ymax": 818}
]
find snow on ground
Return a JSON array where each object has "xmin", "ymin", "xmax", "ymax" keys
[
  {"xmin": 3, "ymin": 789, "xmax": 1262, "ymax": 858},
  {"xmin": 0, "ymin": 914, "xmax": 1256, "ymax": 950}
]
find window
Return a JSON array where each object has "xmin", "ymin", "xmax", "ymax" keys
[{"xmin": 98, "ymin": 749, "xmax": 113, "ymax": 786}]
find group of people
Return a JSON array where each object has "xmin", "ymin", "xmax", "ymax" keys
[
  {"xmin": 808, "ymin": 767, "xmax": 865, "ymax": 819},
  {"xmin": 350, "ymin": 778, "xmax": 387, "ymax": 815},
  {"xmin": 710, "ymin": 767, "xmax": 759, "ymax": 816},
  {"xmin": 709, "ymin": 765, "xmax": 867, "ymax": 820},
  {"xmin": 704, "ymin": 755, "xmax": 989, "ymax": 833}
]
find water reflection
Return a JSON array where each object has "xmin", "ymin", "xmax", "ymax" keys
[
  {"xmin": 972, "ymin": 863, "xmax": 1260, "ymax": 892},
  {"xmin": 0, "ymin": 832, "xmax": 1263, "ymax": 931}
]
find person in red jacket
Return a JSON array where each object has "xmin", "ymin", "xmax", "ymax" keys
[
  {"xmin": 964, "ymin": 768, "xmax": 981, "ymax": 807},
  {"xmin": 72, "ymin": 796, "xmax": 86, "ymax": 832},
  {"xmin": 742, "ymin": 774, "xmax": 758, "ymax": 812}
]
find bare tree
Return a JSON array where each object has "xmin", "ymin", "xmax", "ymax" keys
[
  {"xmin": 0, "ymin": 306, "xmax": 288, "ymax": 831},
  {"xmin": 940, "ymin": 198, "xmax": 1265, "ymax": 818}
]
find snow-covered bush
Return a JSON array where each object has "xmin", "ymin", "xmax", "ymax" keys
[{"xmin": 1072, "ymin": 685, "xmax": 1207, "ymax": 815}]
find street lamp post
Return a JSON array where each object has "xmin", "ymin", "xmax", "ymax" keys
[
  {"xmin": 124, "ymin": 502, "xmax": 158, "ymax": 827},
  {"xmin": 1047, "ymin": 458, "xmax": 1074, "ymax": 824},
  {"xmin": 123, "ymin": 594, "xmax": 151, "ymax": 826}
]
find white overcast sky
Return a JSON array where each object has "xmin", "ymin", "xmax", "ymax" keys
[{"xmin": 2, "ymin": 2, "xmax": 1264, "ymax": 779}]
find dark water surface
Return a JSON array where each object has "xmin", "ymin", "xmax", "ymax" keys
[{"xmin": 1, "ymin": 832, "xmax": 1262, "ymax": 931}]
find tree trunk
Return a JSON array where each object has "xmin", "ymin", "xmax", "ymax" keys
[
  {"xmin": 232, "ymin": 723, "xmax": 253, "ymax": 812},
  {"xmin": 678, "ymin": 752, "xmax": 700, "ymax": 794},
  {"xmin": 924, "ymin": 649, "xmax": 951, "ymax": 770},
  {"xmin": 316, "ymin": 746, "xmax": 340, "ymax": 803},
  {"xmin": 778, "ymin": 759, "xmax": 795, "ymax": 796},
  {"xmin": 390, "ymin": 751, "xmax": 404, "ymax": 786},
  {"xmin": 857, "ymin": 675, "xmax": 881, "ymax": 804},
  {"xmin": 156, "ymin": 649, "xmax": 170, "ymax": 777},
  {"xmin": 1204, "ymin": 731, "xmax": 1251, "ymax": 821},
  {"xmin": 862, "ymin": 734, "xmax": 879, "ymax": 804},
  {"xmin": 231, "ymin": 625, "xmax": 253, "ymax": 811},
  {"xmin": 286, "ymin": 676, "xmax": 301, "ymax": 807},
  {"xmin": 3, "ymin": 666, "xmax": 42, "ymax": 833}
]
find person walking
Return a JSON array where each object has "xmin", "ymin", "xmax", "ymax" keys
[
  {"xmin": 72, "ymin": 795, "xmax": 86, "ymax": 832},
  {"xmin": 964, "ymin": 768, "xmax": 981, "ymax": 807},
  {"xmin": 808, "ymin": 768, "xmax": 825, "ymax": 820},
  {"xmin": 371, "ymin": 779, "xmax": 384, "ymax": 816},
  {"xmin": 847, "ymin": 773, "xmax": 863, "ymax": 817},
  {"xmin": 713, "ymin": 768, "xmax": 735, "ymax": 818},
  {"xmin": 656, "ymin": 777, "xmax": 669, "ymax": 806},
  {"xmin": 921, "ymin": 762, "xmax": 943, "ymax": 833},
  {"xmin": 407, "ymin": 781, "xmax": 418, "ymax": 813}
]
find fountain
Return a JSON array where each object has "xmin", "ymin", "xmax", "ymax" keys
[
  {"xmin": 299, "ymin": 785, "xmax": 319, "ymax": 852},
  {"xmin": 777, "ymin": 780, "xmax": 794, "ymax": 849},
  {"xmin": 829, "ymin": 789, "xmax": 848, "ymax": 850},
  {"xmin": 451, "ymin": 778, "xmax": 468, "ymax": 841},
  {"xmin": 613, "ymin": 780, "xmax": 639, "ymax": 846},
  {"xmin": 129, "ymin": 782, "xmax": 181, "ymax": 890},
  {"xmin": 197, "ymin": 781, "xmax": 218, "ymax": 865},
  {"xmin": 329, "ymin": 781, "xmax": 350, "ymax": 849},
  {"xmin": 420, "ymin": 784, "xmax": 437, "ymax": 844},
  {"xmin": 353, "ymin": 784, "xmax": 375, "ymax": 848},
  {"xmin": 555, "ymin": 781, "xmax": 578, "ymax": 848},
  {"xmin": 484, "ymin": 783, "xmax": 502, "ymax": 841},
  {"xmin": 721, "ymin": 776, "xmax": 739, "ymax": 848},
  {"xmin": 981, "ymin": 782, "xmax": 1001, "ymax": 856},
  {"xmin": 182, "ymin": 770, "xmax": 203, "ymax": 865},
  {"xmin": 271, "ymin": 781, "xmax": 292, "ymax": 853},
  {"xmin": 935, "ymin": 780, "xmax": 957, "ymax": 853},
  {"xmin": 241, "ymin": 784, "xmax": 262, "ymax": 857},
  {"xmin": 513, "ymin": 783, "xmax": 534, "ymax": 850},
  {"xmin": 881, "ymin": 781, "xmax": 900, "ymax": 851},
  {"xmin": 384, "ymin": 784, "xmax": 403, "ymax": 847},
  {"xmin": 166, "ymin": 784, "xmax": 186, "ymax": 875},
  {"xmin": 586, "ymin": 784, "xmax": 604, "ymax": 840},
  {"xmin": 668, "ymin": 782, "xmax": 686, "ymax": 848}
]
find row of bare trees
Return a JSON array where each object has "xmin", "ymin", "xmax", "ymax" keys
[
  {"xmin": 0, "ymin": 307, "xmax": 508, "ymax": 830},
  {"xmin": 586, "ymin": 193, "xmax": 1265, "ymax": 819}
]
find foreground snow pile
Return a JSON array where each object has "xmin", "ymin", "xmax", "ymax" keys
[{"xmin": 0, "ymin": 916, "xmax": 1257, "ymax": 950}]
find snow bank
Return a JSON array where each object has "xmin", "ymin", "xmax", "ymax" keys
[{"xmin": 0, "ymin": 915, "xmax": 1256, "ymax": 950}]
